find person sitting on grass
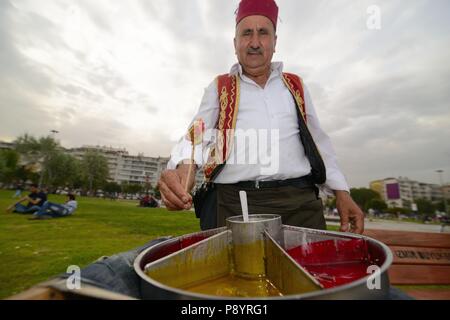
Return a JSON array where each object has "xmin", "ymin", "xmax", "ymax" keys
[
  {"xmin": 6, "ymin": 183, "xmax": 47, "ymax": 214},
  {"xmin": 139, "ymin": 193, "xmax": 159, "ymax": 208},
  {"xmin": 30, "ymin": 194, "xmax": 78, "ymax": 220}
]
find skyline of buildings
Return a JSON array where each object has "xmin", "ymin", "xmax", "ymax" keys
[
  {"xmin": 67, "ymin": 145, "xmax": 202, "ymax": 188},
  {"xmin": 1, "ymin": 140, "xmax": 449, "ymax": 200},
  {"xmin": 67, "ymin": 145, "xmax": 168, "ymax": 187},
  {"xmin": 0, "ymin": 140, "xmax": 204, "ymax": 188},
  {"xmin": 370, "ymin": 177, "xmax": 447, "ymax": 210}
]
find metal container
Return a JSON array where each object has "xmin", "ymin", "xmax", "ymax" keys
[
  {"xmin": 134, "ymin": 216, "xmax": 393, "ymax": 300},
  {"xmin": 227, "ymin": 214, "xmax": 282, "ymax": 278}
]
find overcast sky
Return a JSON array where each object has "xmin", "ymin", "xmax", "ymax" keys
[{"xmin": 0, "ymin": 0, "xmax": 449, "ymax": 187}]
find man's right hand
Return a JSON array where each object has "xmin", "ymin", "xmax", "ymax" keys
[{"xmin": 157, "ymin": 165, "xmax": 195, "ymax": 211}]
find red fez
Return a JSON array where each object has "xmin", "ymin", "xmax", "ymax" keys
[{"xmin": 236, "ymin": 0, "xmax": 279, "ymax": 30}]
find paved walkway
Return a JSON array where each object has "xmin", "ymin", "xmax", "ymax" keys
[{"xmin": 326, "ymin": 216, "xmax": 449, "ymax": 234}]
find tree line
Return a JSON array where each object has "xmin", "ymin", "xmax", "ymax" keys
[
  {"xmin": 0, "ymin": 134, "xmax": 109, "ymax": 193},
  {"xmin": 0, "ymin": 134, "xmax": 151, "ymax": 195},
  {"xmin": 325, "ymin": 187, "xmax": 448, "ymax": 217}
]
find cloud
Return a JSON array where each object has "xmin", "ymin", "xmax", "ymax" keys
[{"xmin": 0, "ymin": 0, "xmax": 449, "ymax": 187}]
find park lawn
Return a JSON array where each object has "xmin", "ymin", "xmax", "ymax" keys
[
  {"xmin": 0, "ymin": 190, "xmax": 200, "ymax": 299},
  {"xmin": 0, "ymin": 189, "xmax": 340, "ymax": 299}
]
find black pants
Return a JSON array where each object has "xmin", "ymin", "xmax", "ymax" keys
[{"xmin": 215, "ymin": 184, "xmax": 326, "ymax": 230}]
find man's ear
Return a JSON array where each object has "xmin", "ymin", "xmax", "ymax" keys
[
  {"xmin": 234, "ymin": 37, "xmax": 237, "ymax": 55},
  {"xmin": 274, "ymin": 35, "xmax": 278, "ymax": 53}
]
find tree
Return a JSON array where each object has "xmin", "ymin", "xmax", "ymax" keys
[
  {"xmin": 80, "ymin": 151, "xmax": 110, "ymax": 194},
  {"xmin": 0, "ymin": 161, "xmax": 5, "ymax": 183},
  {"xmin": 366, "ymin": 198, "xmax": 388, "ymax": 212},
  {"xmin": 415, "ymin": 198, "xmax": 435, "ymax": 216},
  {"xmin": 122, "ymin": 183, "xmax": 143, "ymax": 195},
  {"xmin": 104, "ymin": 182, "xmax": 122, "ymax": 194},
  {"xmin": 0, "ymin": 149, "xmax": 20, "ymax": 184},
  {"xmin": 350, "ymin": 188, "xmax": 381, "ymax": 210},
  {"xmin": 14, "ymin": 134, "xmax": 59, "ymax": 187},
  {"xmin": 324, "ymin": 197, "xmax": 337, "ymax": 209},
  {"xmin": 386, "ymin": 207, "xmax": 409, "ymax": 214},
  {"xmin": 436, "ymin": 199, "xmax": 450, "ymax": 214},
  {"xmin": 153, "ymin": 185, "xmax": 161, "ymax": 199},
  {"xmin": 14, "ymin": 165, "xmax": 39, "ymax": 184},
  {"xmin": 45, "ymin": 153, "xmax": 81, "ymax": 188}
]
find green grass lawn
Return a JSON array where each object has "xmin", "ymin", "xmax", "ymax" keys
[
  {"xmin": 0, "ymin": 189, "xmax": 201, "ymax": 298},
  {"xmin": 0, "ymin": 189, "xmax": 340, "ymax": 299}
]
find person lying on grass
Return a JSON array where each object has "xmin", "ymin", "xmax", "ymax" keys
[{"xmin": 29, "ymin": 194, "xmax": 78, "ymax": 220}]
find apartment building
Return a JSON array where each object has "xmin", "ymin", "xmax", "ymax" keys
[
  {"xmin": 0, "ymin": 141, "xmax": 14, "ymax": 151},
  {"xmin": 370, "ymin": 177, "xmax": 444, "ymax": 209},
  {"xmin": 113, "ymin": 153, "xmax": 168, "ymax": 186},
  {"xmin": 0, "ymin": 138, "xmax": 207, "ymax": 188},
  {"xmin": 67, "ymin": 145, "xmax": 168, "ymax": 186}
]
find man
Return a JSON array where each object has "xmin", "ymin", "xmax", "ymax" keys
[
  {"xmin": 158, "ymin": 0, "xmax": 364, "ymax": 234},
  {"xmin": 6, "ymin": 183, "xmax": 47, "ymax": 214},
  {"xmin": 30, "ymin": 194, "xmax": 78, "ymax": 220},
  {"xmin": 53, "ymin": 2, "xmax": 410, "ymax": 300}
]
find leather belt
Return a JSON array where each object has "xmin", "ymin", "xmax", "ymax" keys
[{"xmin": 230, "ymin": 175, "xmax": 314, "ymax": 190}]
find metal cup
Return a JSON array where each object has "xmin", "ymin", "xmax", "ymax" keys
[{"xmin": 226, "ymin": 214, "xmax": 282, "ymax": 278}]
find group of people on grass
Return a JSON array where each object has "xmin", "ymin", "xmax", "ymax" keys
[
  {"xmin": 139, "ymin": 193, "xmax": 160, "ymax": 208},
  {"xmin": 6, "ymin": 184, "xmax": 78, "ymax": 220}
]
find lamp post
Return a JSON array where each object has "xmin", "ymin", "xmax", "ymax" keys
[
  {"xmin": 436, "ymin": 170, "xmax": 448, "ymax": 214},
  {"xmin": 50, "ymin": 130, "xmax": 59, "ymax": 140},
  {"xmin": 145, "ymin": 175, "xmax": 150, "ymax": 194}
]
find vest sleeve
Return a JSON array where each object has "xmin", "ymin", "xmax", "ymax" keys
[
  {"xmin": 167, "ymin": 79, "xmax": 220, "ymax": 170},
  {"xmin": 303, "ymin": 84, "xmax": 350, "ymax": 195}
]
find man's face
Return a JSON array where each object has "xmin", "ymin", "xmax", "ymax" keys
[
  {"xmin": 234, "ymin": 15, "xmax": 277, "ymax": 73},
  {"xmin": 30, "ymin": 186, "xmax": 37, "ymax": 193}
]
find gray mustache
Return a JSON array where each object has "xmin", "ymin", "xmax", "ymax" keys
[{"xmin": 247, "ymin": 48, "xmax": 263, "ymax": 54}]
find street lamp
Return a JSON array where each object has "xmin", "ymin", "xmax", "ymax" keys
[
  {"xmin": 436, "ymin": 170, "xmax": 448, "ymax": 214},
  {"xmin": 50, "ymin": 130, "xmax": 59, "ymax": 139}
]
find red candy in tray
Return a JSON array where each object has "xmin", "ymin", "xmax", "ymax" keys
[{"xmin": 287, "ymin": 238, "xmax": 373, "ymax": 288}]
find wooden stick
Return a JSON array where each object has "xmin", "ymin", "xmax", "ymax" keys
[{"xmin": 184, "ymin": 146, "xmax": 195, "ymax": 193}]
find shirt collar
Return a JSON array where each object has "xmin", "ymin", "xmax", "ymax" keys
[{"xmin": 229, "ymin": 61, "xmax": 284, "ymax": 79}]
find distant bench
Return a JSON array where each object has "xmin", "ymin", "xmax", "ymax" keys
[{"xmin": 364, "ymin": 229, "xmax": 450, "ymax": 300}]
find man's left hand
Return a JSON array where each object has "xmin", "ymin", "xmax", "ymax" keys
[{"xmin": 335, "ymin": 190, "xmax": 365, "ymax": 234}]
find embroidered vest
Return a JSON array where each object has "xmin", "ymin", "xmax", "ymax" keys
[{"xmin": 203, "ymin": 72, "xmax": 326, "ymax": 184}]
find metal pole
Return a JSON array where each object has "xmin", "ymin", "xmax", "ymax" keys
[
  {"xmin": 436, "ymin": 170, "xmax": 448, "ymax": 214},
  {"xmin": 50, "ymin": 130, "xmax": 59, "ymax": 142}
]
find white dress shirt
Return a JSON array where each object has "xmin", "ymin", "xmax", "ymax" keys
[{"xmin": 168, "ymin": 62, "xmax": 349, "ymax": 194}]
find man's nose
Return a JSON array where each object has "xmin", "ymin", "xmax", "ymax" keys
[{"xmin": 249, "ymin": 33, "xmax": 261, "ymax": 48}]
